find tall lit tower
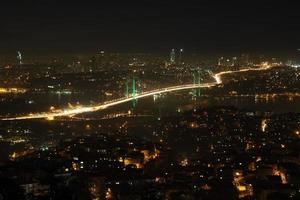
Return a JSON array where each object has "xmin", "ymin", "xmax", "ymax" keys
[
  {"xmin": 193, "ymin": 71, "xmax": 201, "ymax": 97},
  {"xmin": 132, "ymin": 77, "xmax": 137, "ymax": 97},
  {"xmin": 241, "ymin": 53, "xmax": 249, "ymax": 66},
  {"xmin": 197, "ymin": 71, "xmax": 201, "ymax": 96},
  {"xmin": 96, "ymin": 50, "xmax": 105, "ymax": 71},
  {"xmin": 17, "ymin": 51, "xmax": 23, "ymax": 65},
  {"xmin": 132, "ymin": 77, "xmax": 137, "ymax": 107},
  {"xmin": 170, "ymin": 49, "xmax": 176, "ymax": 64},
  {"xmin": 179, "ymin": 49, "xmax": 183, "ymax": 64},
  {"xmin": 218, "ymin": 57, "xmax": 224, "ymax": 66},
  {"xmin": 193, "ymin": 73, "xmax": 197, "ymax": 97},
  {"xmin": 231, "ymin": 57, "xmax": 237, "ymax": 66},
  {"xmin": 124, "ymin": 77, "xmax": 138, "ymax": 107}
]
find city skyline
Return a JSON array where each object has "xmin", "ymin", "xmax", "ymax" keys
[{"xmin": 1, "ymin": 1, "xmax": 300, "ymax": 200}]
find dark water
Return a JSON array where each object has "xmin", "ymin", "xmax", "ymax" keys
[{"xmin": 1, "ymin": 90, "xmax": 300, "ymax": 116}]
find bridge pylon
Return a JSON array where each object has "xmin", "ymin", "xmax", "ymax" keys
[
  {"xmin": 132, "ymin": 77, "xmax": 137, "ymax": 107},
  {"xmin": 192, "ymin": 71, "xmax": 202, "ymax": 98},
  {"xmin": 193, "ymin": 73, "xmax": 197, "ymax": 98},
  {"xmin": 125, "ymin": 79, "xmax": 129, "ymax": 97},
  {"xmin": 124, "ymin": 76, "xmax": 138, "ymax": 107},
  {"xmin": 193, "ymin": 71, "xmax": 201, "ymax": 97},
  {"xmin": 197, "ymin": 71, "xmax": 201, "ymax": 97}
]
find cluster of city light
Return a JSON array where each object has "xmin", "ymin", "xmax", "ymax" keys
[
  {"xmin": 213, "ymin": 63, "xmax": 273, "ymax": 84},
  {"xmin": 0, "ymin": 87, "xmax": 26, "ymax": 94},
  {"xmin": 233, "ymin": 171, "xmax": 253, "ymax": 198},
  {"xmin": 261, "ymin": 119, "xmax": 268, "ymax": 132},
  {"xmin": 291, "ymin": 64, "xmax": 300, "ymax": 68},
  {"xmin": 0, "ymin": 64, "xmax": 273, "ymax": 121}
]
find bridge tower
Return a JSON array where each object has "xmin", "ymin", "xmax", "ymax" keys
[
  {"xmin": 132, "ymin": 77, "xmax": 138, "ymax": 107},
  {"xmin": 124, "ymin": 76, "xmax": 138, "ymax": 107},
  {"xmin": 193, "ymin": 73, "xmax": 197, "ymax": 98},
  {"xmin": 125, "ymin": 79, "xmax": 129, "ymax": 97},
  {"xmin": 197, "ymin": 71, "xmax": 201, "ymax": 97},
  {"xmin": 193, "ymin": 71, "xmax": 202, "ymax": 97},
  {"xmin": 132, "ymin": 77, "xmax": 137, "ymax": 97}
]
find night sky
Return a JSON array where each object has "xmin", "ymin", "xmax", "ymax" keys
[{"xmin": 1, "ymin": 1, "xmax": 300, "ymax": 56}]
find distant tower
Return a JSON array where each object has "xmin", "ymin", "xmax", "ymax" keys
[
  {"xmin": 232, "ymin": 57, "xmax": 237, "ymax": 66},
  {"xmin": 241, "ymin": 53, "xmax": 250, "ymax": 66},
  {"xmin": 17, "ymin": 51, "xmax": 22, "ymax": 65},
  {"xmin": 259, "ymin": 55, "xmax": 265, "ymax": 64},
  {"xmin": 170, "ymin": 49, "xmax": 176, "ymax": 64},
  {"xmin": 218, "ymin": 57, "xmax": 224, "ymax": 66},
  {"xmin": 96, "ymin": 50, "xmax": 105, "ymax": 71},
  {"xmin": 179, "ymin": 49, "xmax": 183, "ymax": 64}
]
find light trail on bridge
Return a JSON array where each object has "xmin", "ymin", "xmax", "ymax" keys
[{"xmin": 0, "ymin": 64, "xmax": 273, "ymax": 121}]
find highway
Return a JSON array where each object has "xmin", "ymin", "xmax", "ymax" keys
[{"xmin": 0, "ymin": 64, "xmax": 273, "ymax": 121}]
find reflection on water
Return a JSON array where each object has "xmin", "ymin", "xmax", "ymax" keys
[{"xmin": 210, "ymin": 95, "xmax": 300, "ymax": 113}]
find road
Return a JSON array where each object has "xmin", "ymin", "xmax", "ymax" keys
[{"xmin": 0, "ymin": 65, "xmax": 273, "ymax": 120}]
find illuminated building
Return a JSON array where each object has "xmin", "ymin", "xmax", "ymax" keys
[
  {"xmin": 218, "ymin": 57, "xmax": 224, "ymax": 66},
  {"xmin": 240, "ymin": 53, "xmax": 250, "ymax": 66},
  {"xmin": 232, "ymin": 57, "xmax": 237, "ymax": 66},
  {"xmin": 17, "ymin": 51, "xmax": 23, "ymax": 65},
  {"xmin": 170, "ymin": 49, "xmax": 176, "ymax": 64},
  {"xmin": 179, "ymin": 48, "xmax": 183, "ymax": 64}
]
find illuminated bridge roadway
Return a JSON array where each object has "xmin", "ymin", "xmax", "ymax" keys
[{"xmin": 0, "ymin": 65, "xmax": 273, "ymax": 121}]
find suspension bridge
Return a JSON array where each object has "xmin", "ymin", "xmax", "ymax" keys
[{"xmin": 0, "ymin": 64, "xmax": 273, "ymax": 121}]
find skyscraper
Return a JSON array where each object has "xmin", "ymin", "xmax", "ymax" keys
[
  {"xmin": 97, "ymin": 50, "xmax": 105, "ymax": 70},
  {"xmin": 179, "ymin": 49, "xmax": 183, "ymax": 64},
  {"xmin": 170, "ymin": 49, "xmax": 176, "ymax": 64},
  {"xmin": 240, "ymin": 54, "xmax": 250, "ymax": 66},
  {"xmin": 218, "ymin": 57, "xmax": 224, "ymax": 66},
  {"xmin": 17, "ymin": 51, "xmax": 22, "ymax": 65},
  {"xmin": 232, "ymin": 57, "xmax": 237, "ymax": 66}
]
